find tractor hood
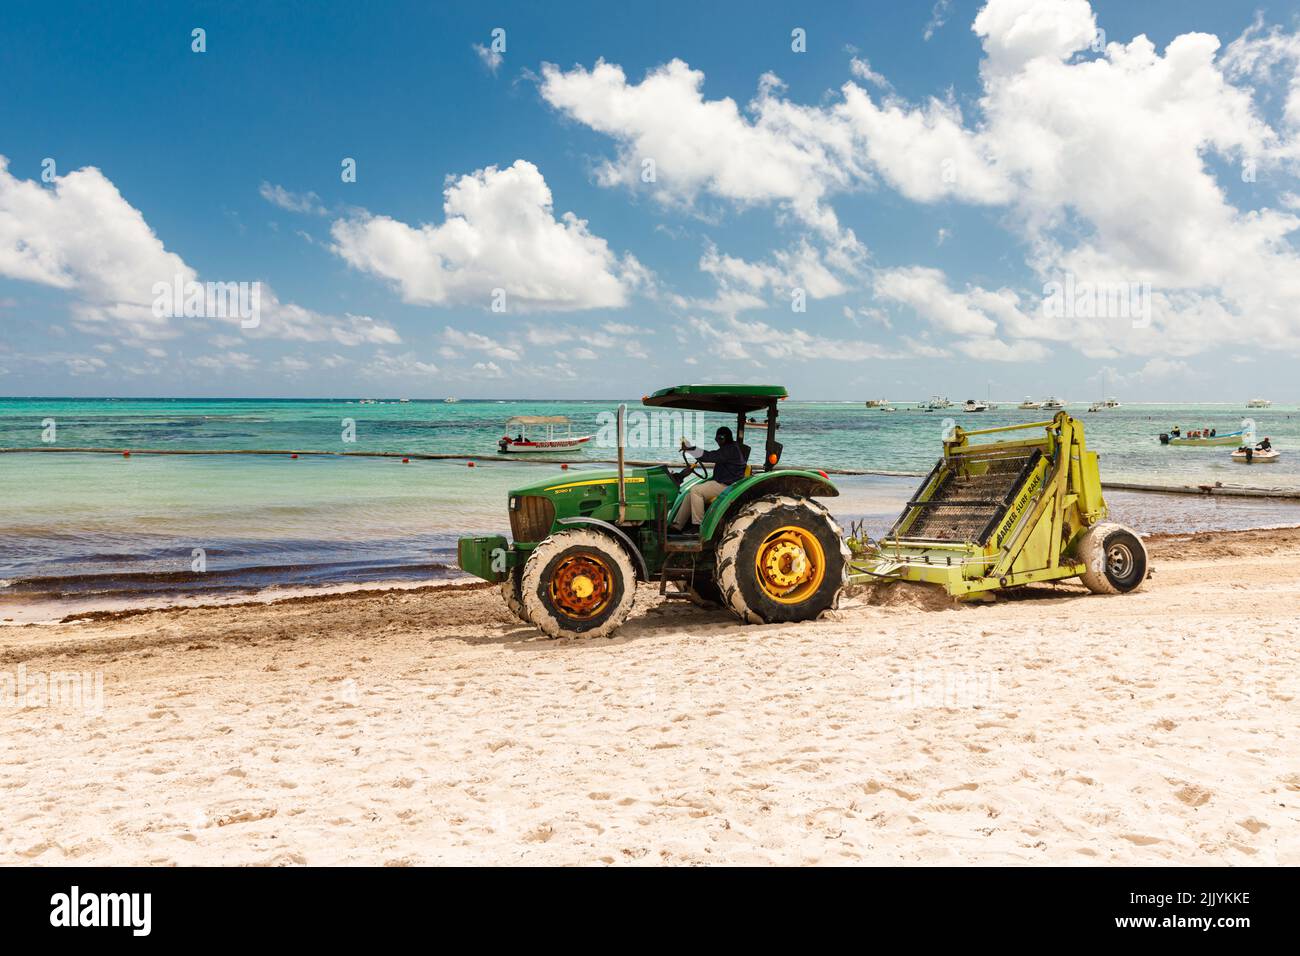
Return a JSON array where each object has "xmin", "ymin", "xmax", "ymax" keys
[{"xmin": 508, "ymin": 467, "xmax": 623, "ymax": 499}]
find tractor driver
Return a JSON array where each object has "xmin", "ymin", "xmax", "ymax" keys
[{"xmin": 672, "ymin": 426, "xmax": 746, "ymax": 532}]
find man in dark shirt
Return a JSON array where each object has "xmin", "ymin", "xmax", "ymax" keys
[{"xmin": 672, "ymin": 426, "xmax": 747, "ymax": 531}]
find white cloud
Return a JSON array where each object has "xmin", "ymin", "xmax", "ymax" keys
[
  {"xmin": 442, "ymin": 326, "xmax": 520, "ymax": 361},
  {"xmin": 1136, "ymin": 357, "xmax": 1190, "ymax": 381},
  {"xmin": 925, "ymin": 1, "xmax": 953, "ymax": 42},
  {"xmin": 686, "ymin": 314, "xmax": 901, "ymax": 362},
  {"xmin": 699, "ymin": 239, "xmax": 854, "ymax": 302},
  {"xmin": 245, "ymin": 291, "xmax": 401, "ymax": 346},
  {"xmin": 873, "ymin": 266, "xmax": 1051, "ymax": 361},
  {"xmin": 837, "ymin": 85, "xmax": 1012, "ymax": 203},
  {"xmin": 473, "ymin": 43, "xmax": 503, "ymax": 75},
  {"xmin": 524, "ymin": 325, "xmax": 574, "ymax": 346},
  {"xmin": 331, "ymin": 160, "xmax": 642, "ymax": 311},
  {"xmin": 1224, "ymin": 17, "xmax": 1300, "ymax": 147},
  {"xmin": 0, "ymin": 157, "xmax": 193, "ymax": 339},
  {"xmin": 362, "ymin": 351, "xmax": 439, "ymax": 378},
  {"xmin": 259, "ymin": 182, "xmax": 325, "ymax": 215},
  {"xmin": 191, "ymin": 351, "xmax": 258, "ymax": 372},
  {"xmin": 874, "ymin": 267, "xmax": 999, "ymax": 336},
  {"xmin": 539, "ymin": 59, "xmax": 867, "ymax": 242},
  {"xmin": 0, "ymin": 158, "xmax": 399, "ymax": 347},
  {"xmin": 971, "ymin": 0, "xmax": 1097, "ymax": 78},
  {"xmin": 275, "ymin": 356, "xmax": 312, "ymax": 373},
  {"xmin": 849, "ymin": 58, "xmax": 890, "ymax": 90},
  {"xmin": 472, "ymin": 360, "xmax": 504, "ymax": 378},
  {"xmin": 64, "ymin": 356, "xmax": 107, "ymax": 375},
  {"xmin": 544, "ymin": 2, "xmax": 1300, "ymax": 360}
]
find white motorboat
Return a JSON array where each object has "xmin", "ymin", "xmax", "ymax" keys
[
  {"xmin": 1231, "ymin": 442, "xmax": 1279, "ymax": 463},
  {"xmin": 1042, "ymin": 397, "xmax": 1065, "ymax": 410},
  {"xmin": 498, "ymin": 415, "xmax": 593, "ymax": 454},
  {"xmin": 963, "ymin": 399, "xmax": 988, "ymax": 413},
  {"xmin": 1247, "ymin": 398, "xmax": 1272, "ymax": 409},
  {"xmin": 1018, "ymin": 397, "xmax": 1042, "ymax": 410}
]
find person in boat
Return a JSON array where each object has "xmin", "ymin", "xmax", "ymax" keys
[
  {"xmin": 1259, "ymin": 437, "xmax": 1272, "ymax": 451},
  {"xmin": 673, "ymin": 426, "xmax": 746, "ymax": 532},
  {"xmin": 1171, "ymin": 426, "xmax": 1181, "ymax": 438},
  {"xmin": 515, "ymin": 432, "xmax": 524, "ymax": 443},
  {"xmin": 1210, "ymin": 428, "xmax": 1216, "ymax": 437}
]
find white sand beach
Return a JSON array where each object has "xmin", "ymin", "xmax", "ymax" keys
[{"xmin": 1, "ymin": 528, "xmax": 1297, "ymax": 866}]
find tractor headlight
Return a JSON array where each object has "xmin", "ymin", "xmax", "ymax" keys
[{"xmin": 509, "ymin": 496, "xmax": 518, "ymax": 510}]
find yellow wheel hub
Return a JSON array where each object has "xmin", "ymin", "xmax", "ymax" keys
[
  {"xmin": 550, "ymin": 553, "xmax": 614, "ymax": 619},
  {"xmin": 754, "ymin": 525, "xmax": 825, "ymax": 604}
]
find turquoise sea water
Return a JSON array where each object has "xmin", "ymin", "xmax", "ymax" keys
[{"xmin": 3, "ymin": 397, "xmax": 1299, "ymax": 615}]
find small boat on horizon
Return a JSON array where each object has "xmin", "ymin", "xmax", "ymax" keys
[
  {"xmin": 1018, "ymin": 397, "xmax": 1043, "ymax": 410},
  {"xmin": 963, "ymin": 399, "xmax": 988, "ymax": 413},
  {"xmin": 865, "ymin": 398, "xmax": 891, "ymax": 408},
  {"xmin": 1042, "ymin": 397, "xmax": 1066, "ymax": 410},
  {"xmin": 444, "ymin": 397, "xmax": 460, "ymax": 404},
  {"xmin": 498, "ymin": 415, "xmax": 593, "ymax": 454},
  {"xmin": 1247, "ymin": 398, "xmax": 1272, "ymax": 408}
]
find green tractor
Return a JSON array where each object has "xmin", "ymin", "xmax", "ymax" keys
[{"xmin": 457, "ymin": 384, "xmax": 849, "ymax": 639}]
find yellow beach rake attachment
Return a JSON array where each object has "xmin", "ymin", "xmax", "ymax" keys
[{"xmin": 847, "ymin": 413, "xmax": 1128, "ymax": 600}]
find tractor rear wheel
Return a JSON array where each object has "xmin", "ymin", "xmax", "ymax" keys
[
  {"xmin": 500, "ymin": 565, "xmax": 531, "ymax": 624},
  {"xmin": 1075, "ymin": 522, "xmax": 1148, "ymax": 594},
  {"xmin": 716, "ymin": 495, "xmax": 849, "ymax": 625},
  {"xmin": 521, "ymin": 529, "xmax": 637, "ymax": 639}
]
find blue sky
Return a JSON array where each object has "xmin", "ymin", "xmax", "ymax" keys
[{"xmin": 2, "ymin": 0, "xmax": 1299, "ymax": 399}]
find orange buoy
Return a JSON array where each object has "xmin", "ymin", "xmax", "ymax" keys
[
  {"xmin": 402, "ymin": 457, "xmax": 409, "ymax": 463},
  {"xmin": 290, "ymin": 453, "xmax": 298, "ymax": 459},
  {"xmin": 467, "ymin": 461, "xmax": 475, "ymax": 467},
  {"xmin": 561, "ymin": 463, "xmax": 569, "ymax": 469},
  {"xmin": 122, "ymin": 450, "xmax": 130, "ymax": 458}
]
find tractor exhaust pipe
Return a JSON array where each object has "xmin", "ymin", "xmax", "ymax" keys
[{"xmin": 616, "ymin": 402, "xmax": 627, "ymax": 522}]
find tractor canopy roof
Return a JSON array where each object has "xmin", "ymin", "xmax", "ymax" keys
[{"xmin": 642, "ymin": 384, "xmax": 787, "ymax": 414}]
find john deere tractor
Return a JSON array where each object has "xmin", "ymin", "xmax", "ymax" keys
[{"xmin": 457, "ymin": 385, "xmax": 849, "ymax": 639}]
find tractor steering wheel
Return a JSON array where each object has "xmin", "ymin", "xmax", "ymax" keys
[{"xmin": 681, "ymin": 445, "xmax": 710, "ymax": 481}]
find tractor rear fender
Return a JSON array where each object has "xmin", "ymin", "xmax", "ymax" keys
[
  {"xmin": 555, "ymin": 516, "xmax": 650, "ymax": 580},
  {"xmin": 700, "ymin": 470, "xmax": 839, "ymax": 542}
]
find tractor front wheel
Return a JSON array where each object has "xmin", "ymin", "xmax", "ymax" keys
[
  {"xmin": 521, "ymin": 529, "xmax": 637, "ymax": 639},
  {"xmin": 716, "ymin": 495, "xmax": 848, "ymax": 625},
  {"xmin": 1076, "ymin": 521, "xmax": 1148, "ymax": 594}
]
